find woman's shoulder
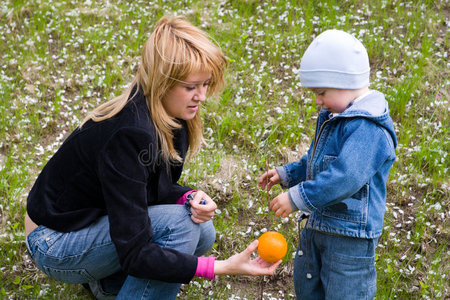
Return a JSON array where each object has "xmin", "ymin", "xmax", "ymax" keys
[
  {"xmin": 119, "ymin": 89, "xmax": 154, "ymax": 131},
  {"xmin": 69, "ymin": 98, "xmax": 155, "ymax": 158}
]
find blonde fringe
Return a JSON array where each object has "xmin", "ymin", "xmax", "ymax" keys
[{"xmin": 79, "ymin": 15, "xmax": 227, "ymax": 165}]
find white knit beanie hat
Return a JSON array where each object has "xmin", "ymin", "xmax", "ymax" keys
[{"xmin": 299, "ymin": 29, "xmax": 370, "ymax": 89}]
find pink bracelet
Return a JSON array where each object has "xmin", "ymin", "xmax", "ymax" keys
[
  {"xmin": 195, "ymin": 256, "xmax": 216, "ymax": 280},
  {"xmin": 176, "ymin": 190, "xmax": 196, "ymax": 205}
]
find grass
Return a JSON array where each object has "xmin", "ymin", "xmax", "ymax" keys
[{"xmin": 0, "ymin": 0, "xmax": 449, "ymax": 299}]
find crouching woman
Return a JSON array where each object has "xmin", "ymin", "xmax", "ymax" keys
[{"xmin": 25, "ymin": 15, "xmax": 280, "ymax": 299}]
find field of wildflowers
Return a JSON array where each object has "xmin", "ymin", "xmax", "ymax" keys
[{"xmin": 0, "ymin": 0, "xmax": 448, "ymax": 299}]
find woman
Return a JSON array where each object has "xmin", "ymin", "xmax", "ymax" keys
[{"xmin": 25, "ymin": 15, "xmax": 280, "ymax": 299}]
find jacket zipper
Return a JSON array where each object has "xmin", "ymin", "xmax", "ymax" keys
[{"xmin": 307, "ymin": 119, "xmax": 329, "ymax": 179}]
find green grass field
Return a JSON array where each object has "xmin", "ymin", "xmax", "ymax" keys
[{"xmin": 0, "ymin": 0, "xmax": 448, "ymax": 299}]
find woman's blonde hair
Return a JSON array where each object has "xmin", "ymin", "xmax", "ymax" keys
[{"xmin": 81, "ymin": 15, "xmax": 228, "ymax": 163}]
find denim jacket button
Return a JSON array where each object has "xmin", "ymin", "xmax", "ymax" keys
[
  {"xmin": 298, "ymin": 250, "xmax": 303, "ymax": 256},
  {"xmin": 46, "ymin": 237, "xmax": 50, "ymax": 241}
]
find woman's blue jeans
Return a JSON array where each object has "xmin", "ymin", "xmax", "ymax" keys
[
  {"xmin": 25, "ymin": 205, "xmax": 216, "ymax": 300},
  {"xmin": 294, "ymin": 228, "xmax": 378, "ymax": 300}
]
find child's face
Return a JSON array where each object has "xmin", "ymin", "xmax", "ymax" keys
[{"xmin": 313, "ymin": 88, "xmax": 356, "ymax": 113}]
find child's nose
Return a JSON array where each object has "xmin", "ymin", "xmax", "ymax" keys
[{"xmin": 315, "ymin": 96, "xmax": 323, "ymax": 105}]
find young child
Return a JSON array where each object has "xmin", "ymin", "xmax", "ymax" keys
[{"xmin": 258, "ymin": 29, "xmax": 397, "ymax": 299}]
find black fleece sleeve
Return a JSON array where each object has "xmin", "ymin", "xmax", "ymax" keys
[{"xmin": 98, "ymin": 127, "xmax": 197, "ymax": 283}]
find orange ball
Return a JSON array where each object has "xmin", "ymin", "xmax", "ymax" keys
[{"xmin": 257, "ymin": 231, "xmax": 287, "ymax": 263}]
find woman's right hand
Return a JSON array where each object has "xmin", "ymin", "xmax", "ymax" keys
[
  {"xmin": 214, "ymin": 240, "xmax": 281, "ymax": 276},
  {"xmin": 258, "ymin": 169, "xmax": 281, "ymax": 191},
  {"xmin": 188, "ymin": 190, "xmax": 217, "ymax": 224}
]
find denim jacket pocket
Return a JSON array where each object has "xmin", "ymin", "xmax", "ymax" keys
[
  {"xmin": 321, "ymin": 184, "xmax": 369, "ymax": 224},
  {"xmin": 322, "ymin": 155, "xmax": 337, "ymax": 171},
  {"xmin": 311, "ymin": 154, "xmax": 337, "ymax": 179}
]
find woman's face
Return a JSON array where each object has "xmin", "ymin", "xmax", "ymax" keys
[{"xmin": 162, "ymin": 71, "xmax": 212, "ymax": 120}]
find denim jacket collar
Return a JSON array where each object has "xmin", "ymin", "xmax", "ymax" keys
[{"xmin": 321, "ymin": 90, "xmax": 397, "ymax": 149}]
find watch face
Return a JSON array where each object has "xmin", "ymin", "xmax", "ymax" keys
[{"xmin": 187, "ymin": 193, "xmax": 206, "ymax": 205}]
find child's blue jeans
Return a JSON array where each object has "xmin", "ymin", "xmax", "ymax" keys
[
  {"xmin": 294, "ymin": 227, "xmax": 378, "ymax": 300},
  {"xmin": 25, "ymin": 204, "xmax": 215, "ymax": 300}
]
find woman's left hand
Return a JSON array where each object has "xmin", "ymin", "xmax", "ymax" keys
[
  {"xmin": 214, "ymin": 240, "xmax": 282, "ymax": 276},
  {"xmin": 189, "ymin": 191, "xmax": 217, "ymax": 223}
]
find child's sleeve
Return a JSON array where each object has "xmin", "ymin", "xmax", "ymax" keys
[
  {"xmin": 276, "ymin": 154, "xmax": 308, "ymax": 189},
  {"xmin": 288, "ymin": 120, "xmax": 395, "ymax": 213}
]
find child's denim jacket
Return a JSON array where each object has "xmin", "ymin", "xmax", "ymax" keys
[{"xmin": 277, "ymin": 91, "xmax": 397, "ymax": 239}]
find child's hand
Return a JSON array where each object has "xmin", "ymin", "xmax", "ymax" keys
[
  {"xmin": 258, "ymin": 169, "xmax": 281, "ymax": 191},
  {"xmin": 270, "ymin": 192, "xmax": 293, "ymax": 218},
  {"xmin": 188, "ymin": 191, "xmax": 217, "ymax": 223}
]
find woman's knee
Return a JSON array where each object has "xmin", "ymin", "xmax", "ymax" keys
[
  {"xmin": 148, "ymin": 205, "xmax": 204, "ymax": 254},
  {"xmin": 194, "ymin": 220, "xmax": 216, "ymax": 256},
  {"xmin": 147, "ymin": 205, "xmax": 217, "ymax": 255}
]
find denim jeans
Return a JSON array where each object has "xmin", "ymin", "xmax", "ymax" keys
[
  {"xmin": 294, "ymin": 226, "xmax": 378, "ymax": 300},
  {"xmin": 25, "ymin": 205, "xmax": 216, "ymax": 300}
]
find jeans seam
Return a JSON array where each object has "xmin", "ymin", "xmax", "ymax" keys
[
  {"xmin": 25, "ymin": 236, "xmax": 32, "ymax": 257},
  {"xmin": 38, "ymin": 238, "xmax": 115, "ymax": 259},
  {"xmin": 141, "ymin": 280, "xmax": 153, "ymax": 300},
  {"xmin": 41, "ymin": 264, "xmax": 96, "ymax": 283}
]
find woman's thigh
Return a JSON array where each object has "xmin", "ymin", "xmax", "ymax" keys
[
  {"xmin": 26, "ymin": 215, "xmax": 119, "ymax": 283},
  {"xmin": 26, "ymin": 205, "xmax": 215, "ymax": 284}
]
